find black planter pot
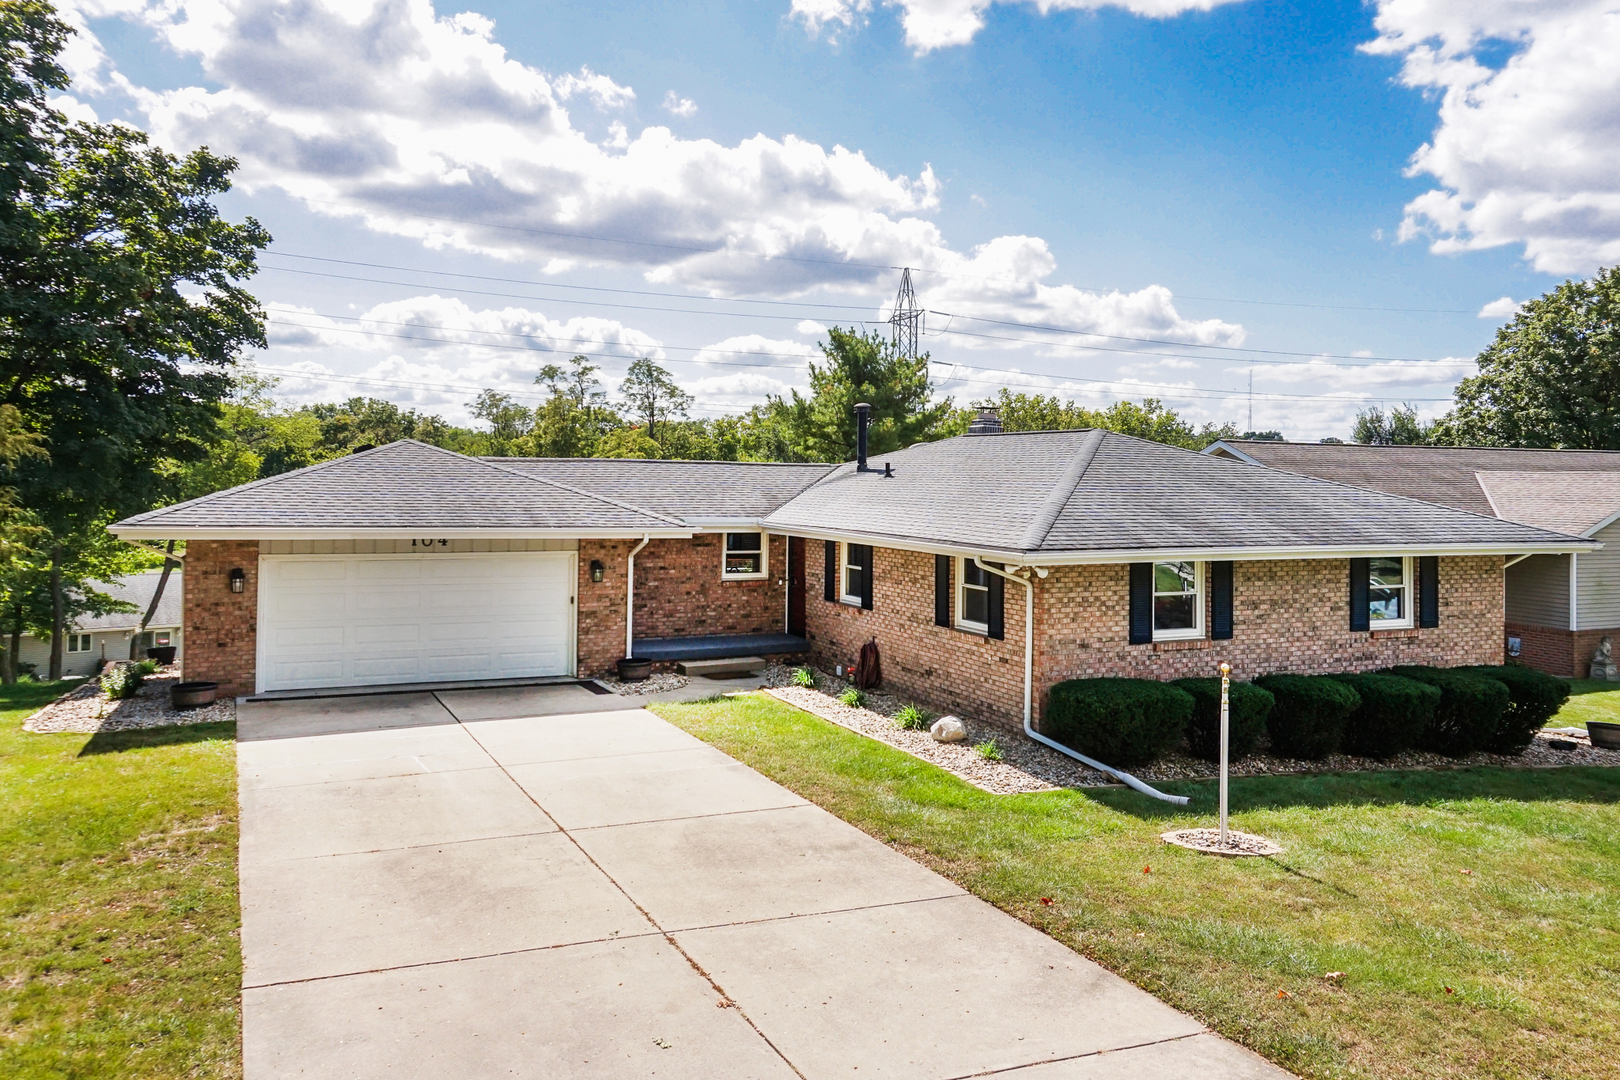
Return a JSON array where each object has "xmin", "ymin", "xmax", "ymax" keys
[
  {"xmin": 617, "ymin": 657, "xmax": 654, "ymax": 682},
  {"xmin": 146, "ymin": 646, "xmax": 178, "ymax": 665},
  {"xmin": 1589, "ymin": 721, "xmax": 1620, "ymax": 751},
  {"xmin": 171, "ymin": 681, "xmax": 219, "ymax": 709}
]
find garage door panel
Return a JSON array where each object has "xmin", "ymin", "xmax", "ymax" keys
[{"xmin": 259, "ymin": 553, "xmax": 574, "ymax": 693}]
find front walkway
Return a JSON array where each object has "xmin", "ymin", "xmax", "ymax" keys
[{"xmin": 236, "ymin": 685, "xmax": 1290, "ymax": 1079}]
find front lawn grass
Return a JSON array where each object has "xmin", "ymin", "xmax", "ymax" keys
[
  {"xmin": 1555, "ymin": 678, "xmax": 1620, "ymax": 730},
  {"xmin": 0, "ymin": 681, "xmax": 241, "ymax": 1079},
  {"xmin": 652, "ymin": 693, "xmax": 1620, "ymax": 1080}
]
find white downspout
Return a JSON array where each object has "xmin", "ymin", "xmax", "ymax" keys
[
  {"xmin": 972, "ymin": 558, "xmax": 1189, "ymax": 806},
  {"xmin": 626, "ymin": 535, "xmax": 650, "ymax": 659}
]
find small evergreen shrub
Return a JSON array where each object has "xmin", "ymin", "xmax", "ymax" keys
[
  {"xmin": 134, "ymin": 658, "xmax": 160, "ymax": 676},
  {"xmin": 839, "ymin": 687, "xmax": 866, "ymax": 708},
  {"xmin": 1387, "ymin": 666, "xmax": 1511, "ymax": 757},
  {"xmin": 1170, "ymin": 678, "xmax": 1274, "ymax": 762},
  {"xmin": 1252, "ymin": 674, "xmax": 1359, "ymax": 760},
  {"xmin": 100, "ymin": 664, "xmax": 144, "ymax": 701},
  {"xmin": 974, "ymin": 739, "xmax": 1004, "ymax": 761},
  {"xmin": 1043, "ymin": 678, "xmax": 1193, "ymax": 767},
  {"xmin": 791, "ymin": 666, "xmax": 816, "ymax": 688},
  {"xmin": 894, "ymin": 704, "xmax": 929, "ymax": 731},
  {"xmin": 1326, "ymin": 673, "xmax": 1439, "ymax": 758},
  {"xmin": 1465, "ymin": 665, "xmax": 1571, "ymax": 753}
]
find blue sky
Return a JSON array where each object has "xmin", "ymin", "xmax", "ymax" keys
[{"xmin": 56, "ymin": 0, "xmax": 1619, "ymax": 438}]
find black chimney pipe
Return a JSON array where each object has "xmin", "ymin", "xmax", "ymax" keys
[{"xmin": 854, "ymin": 402, "xmax": 871, "ymax": 472}]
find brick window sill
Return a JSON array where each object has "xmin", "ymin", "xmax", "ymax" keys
[
  {"xmin": 1371, "ymin": 628, "xmax": 1421, "ymax": 640},
  {"xmin": 1153, "ymin": 638, "xmax": 1211, "ymax": 653}
]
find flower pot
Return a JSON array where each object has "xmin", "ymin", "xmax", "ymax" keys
[
  {"xmin": 617, "ymin": 657, "xmax": 654, "ymax": 682},
  {"xmin": 146, "ymin": 646, "xmax": 178, "ymax": 665},
  {"xmin": 1588, "ymin": 721, "xmax": 1620, "ymax": 751},
  {"xmin": 171, "ymin": 681, "xmax": 219, "ymax": 709}
]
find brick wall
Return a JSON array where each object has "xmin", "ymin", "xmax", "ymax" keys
[
  {"xmin": 578, "ymin": 539, "xmax": 633, "ymax": 677},
  {"xmin": 1508, "ymin": 621, "xmax": 1620, "ymax": 677},
  {"xmin": 182, "ymin": 540, "xmax": 259, "ymax": 697},
  {"xmin": 631, "ymin": 537, "xmax": 783, "ymax": 639},
  {"xmin": 803, "ymin": 544, "xmax": 1505, "ymax": 733}
]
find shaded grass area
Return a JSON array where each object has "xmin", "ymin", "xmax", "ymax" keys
[
  {"xmin": 652, "ymin": 693, "xmax": 1620, "ymax": 1080},
  {"xmin": 0, "ymin": 682, "xmax": 241, "ymax": 1079},
  {"xmin": 1555, "ymin": 679, "xmax": 1620, "ymax": 730}
]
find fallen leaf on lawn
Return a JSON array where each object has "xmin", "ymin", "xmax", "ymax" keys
[
  {"xmin": 1135, "ymin": 932, "xmax": 1146, "ymax": 938},
  {"xmin": 1276, "ymin": 990, "xmax": 1292, "ymax": 999},
  {"xmin": 101, "ymin": 958, "xmax": 113, "ymax": 964},
  {"xmin": 1459, "ymin": 869, "xmax": 1473, "ymax": 876},
  {"xmin": 1142, "ymin": 865, "xmax": 1151, "ymax": 874},
  {"xmin": 1039, "ymin": 897, "xmax": 1055, "ymax": 906},
  {"xmin": 1445, "ymin": 987, "xmax": 1455, "ymax": 995},
  {"xmin": 1322, "ymin": 972, "xmax": 1345, "ymax": 982}
]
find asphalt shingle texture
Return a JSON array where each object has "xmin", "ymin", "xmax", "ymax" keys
[{"xmin": 494, "ymin": 458, "xmax": 834, "ymax": 519}]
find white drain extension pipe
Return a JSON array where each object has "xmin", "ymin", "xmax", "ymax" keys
[
  {"xmin": 626, "ymin": 535, "xmax": 650, "ymax": 659},
  {"xmin": 972, "ymin": 558, "xmax": 1189, "ymax": 806}
]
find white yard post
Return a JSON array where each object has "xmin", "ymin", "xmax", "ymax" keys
[{"xmin": 1218, "ymin": 662, "xmax": 1231, "ymax": 846}]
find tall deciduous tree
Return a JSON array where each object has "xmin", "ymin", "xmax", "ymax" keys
[
  {"xmin": 619, "ymin": 358, "xmax": 691, "ymax": 440},
  {"xmin": 987, "ymin": 388, "xmax": 1237, "ymax": 450},
  {"xmin": 1434, "ymin": 268, "xmax": 1620, "ymax": 448},
  {"xmin": 1353, "ymin": 404, "xmax": 1432, "ymax": 446}
]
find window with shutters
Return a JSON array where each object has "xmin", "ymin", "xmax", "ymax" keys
[
  {"xmin": 840, "ymin": 543, "xmax": 865, "ymax": 606},
  {"xmin": 956, "ymin": 558, "xmax": 991, "ymax": 634},
  {"xmin": 1367, "ymin": 556, "xmax": 1413, "ymax": 628},
  {"xmin": 1152, "ymin": 560, "xmax": 1204, "ymax": 641}
]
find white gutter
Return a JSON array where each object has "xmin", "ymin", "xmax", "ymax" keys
[
  {"xmin": 971, "ymin": 557, "xmax": 1189, "ymax": 806},
  {"xmin": 626, "ymin": 535, "xmax": 651, "ymax": 659},
  {"xmin": 1570, "ymin": 553, "xmax": 1579, "ymax": 632},
  {"xmin": 109, "ymin": 526, "xmax": 694, "ymax": 541}
]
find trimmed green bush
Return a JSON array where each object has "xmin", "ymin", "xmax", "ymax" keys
[
  {"xmin": 1252, "ymin": 674, "xmax": 1359, "ymax": 760},
  {"xmin": 1170, "ymin": 678, "xmax": 1273, "ymax": 762},
  {"xmin": 893, "ymin": 703, "xmax": 929, "ymax": 731},
  {"xmin": 1387, "ymin": 666, "xmax": 1511, "ymax": 757},
  {"xmin": 1465, "ymin": 665, "xmax": 1571, "ymax": 754},
  {"xmin": 1326, "ymin": 673, "xmax": 1439, "ymax": 758},
  {"xmin": 839, "ymin": 687, "xmax": 867, "ymax": 707},
  {"xmin": 1043, "ymin": 678, "xmax": 1194, "ymax": 767},
  {"xmin": 100, "ymin": 664, "xmax": 144, "ymax": 701}
]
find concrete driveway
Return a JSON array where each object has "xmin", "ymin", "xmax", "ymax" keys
[{"xmin": 237, "ymin": 684, "xmax": 1290, "ymax": 1079}]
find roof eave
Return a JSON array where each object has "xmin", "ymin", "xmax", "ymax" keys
[{"xmin": 109, "ymin": 525, "xmax": 696, "ymax": 541}]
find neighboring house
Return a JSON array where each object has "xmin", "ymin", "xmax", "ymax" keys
[
  {"xmin": 1204, "ymin": 440, "xmax": 1620, "ymax": 677},
  {"xmin": 15, "ymin": 569, "xmax": 183, "ymax": 678},
  {"xmin": 110, "ymin": 429, "xmax": 1588, "ymax": 735}
]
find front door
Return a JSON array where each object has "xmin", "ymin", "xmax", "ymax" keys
[{"xmin": 787, "ymin": 536, "xmax": 806, "ymax": 637}]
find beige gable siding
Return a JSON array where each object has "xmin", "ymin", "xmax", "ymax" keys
[
  {"xmin": 1578, "ymin": 519, "xmax": 1620, "ymax": 629},
  {"xmin": 1506, "ymin": 553, "xmax": 1571, "ymax": 628},
  {"xmin": 259, "ymin": 538, "xmax": 578, "ymax": 555}
]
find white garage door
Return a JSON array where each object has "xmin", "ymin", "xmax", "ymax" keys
[{"xmin": 257, "ymin": 552, "xmax": 576, "ymax": 693}]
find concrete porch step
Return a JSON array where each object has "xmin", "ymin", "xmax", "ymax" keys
[{"xmin": 677, "ymin": 656, "xmax": 768, "ymax": 677}]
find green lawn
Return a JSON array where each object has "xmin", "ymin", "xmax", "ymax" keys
[
  {"xmin": 1554, "ymin": 679, "xmax": 1620, "ymax": 730},
  {"xmin": 651, "ymin": 693, "xmax": 1620, "ymax": 1080},
  {"xmin": 0, "ymin": 682, "xmax": 241, "ymax": 1079}
]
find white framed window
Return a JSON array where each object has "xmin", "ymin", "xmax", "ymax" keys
[
  {"xmin": 1368, "ymin": 556, "xmax": 1413, "ymax": 628},
  {"xmin": 841, "ymin": 543, "xmax": 865, "ymax": 606},
  {"xmin": 66, "ymin": 633, "xmax": 93, "ymax": 653},
  {"xmin": 956, "ymin": 557, "xmax": 991, "ymax": 633},
  {"xmin": 1152, "ymin": 561, "xmax": 1204, "ymax": 641},
  {"xmin": 722, "ymin": 532, "xmax": 768, "ymax": 579}
]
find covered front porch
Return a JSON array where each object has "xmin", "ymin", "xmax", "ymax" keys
[{"xmin": 631, "ymin": 632, "xmax": 809, "ymax": 664}]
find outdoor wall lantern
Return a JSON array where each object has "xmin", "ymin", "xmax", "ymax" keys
[
  {"xmin": 590, "ymin": 560, "xmax": 605, "ymax": 583},
  {"xmin": 229, "ymin": 568, "xmax": 246, "ymax": 594}
]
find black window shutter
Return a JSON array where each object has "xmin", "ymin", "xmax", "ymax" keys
[
  {"xmin": 986, "ymin": 565, "xmax": 1005, "ymax": 641},
  {"xmin": 1418, "ymin": 555, "xmax": 1439, "ymax": 628},
  {"xmin": 824, "ymin": 540, "xmax": 837, "ymax": 602},
  {"xmin": 934, "ymin": 555, "xmax": 950, "ymax": 627},
  {"xmin": 1210, "ymin": 560, "xmax": 1234, "ymax": 640},
  {"xmin": 1349, "ymin": 558, "xmax": 1370, "ymax": 632},
  {"xmin": 1128, "ymin": 563, "xmax": 1153, "ymax": 645},
  {"xmin": 857, "ymin": 544, "xmax": 874, "ymax": 610}
]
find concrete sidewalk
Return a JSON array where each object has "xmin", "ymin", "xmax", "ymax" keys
[{"xmin": 237, "ymin": 688, "xmax": 1291, "ymax": 1079}]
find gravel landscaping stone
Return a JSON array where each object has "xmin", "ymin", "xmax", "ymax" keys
[
  {"xmin": 23, "ymin": 669, "xmax": 236, "ymax": 734},
  {"xmin": 600, "ymin": 671, "xmax": 690, "ymax": 696},
  {"xmin": 758, "ymin": 664, "xmax": 1620, "ymax": 795},
  {"xmin": 1161, "ymin": 828, "xmax": 1283, "ymax": 857}
]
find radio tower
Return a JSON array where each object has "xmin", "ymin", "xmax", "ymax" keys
[{"xmin": 888, "ymin": 268, "xmax": 924, "ymax": 359}]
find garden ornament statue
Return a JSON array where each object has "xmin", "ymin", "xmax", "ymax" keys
[{"xmin": 1591, "ymin": 636, "xmax": 1618, "ymax": 681}]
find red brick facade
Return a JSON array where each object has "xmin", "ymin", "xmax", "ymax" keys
[
  {"xmin": 804, "ymin": 543, "xmax": 1506, "ymax": 731},
  {"xmin": 1507, "ymin": 622, "xmax": 1616, "ymax": 678},
  {"xmin": 182, "ymin": 539, "xmax": 259, "ymax": 697}
]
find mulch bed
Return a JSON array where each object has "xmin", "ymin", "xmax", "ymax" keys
[{"xmin": 23, "ymin": 669, "xmax": 236, "ymax": 734}]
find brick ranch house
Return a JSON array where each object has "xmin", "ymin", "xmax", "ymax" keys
[{"xmin": 110, "ymin": 429, "xmax": 1591, "ymax": 734}]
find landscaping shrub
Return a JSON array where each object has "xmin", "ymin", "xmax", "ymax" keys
[
  {"xmin": 1170, "ymin": 678, "xmax": 1274, "ymax": 762},
  {"xmin": 134, "ymin": 658, "xmax": 160, "ymax": 676},
  {"xmin": 1326, "ymin": 673, "xmax": 1439, "ymax": 758},
  {"xmin": 1252, "ymin": 674, "xmax": 1359, "ymax": 760},
  {"xmin": 100, "ymin": 664, "xmax": 144, "ymax": 701},
  {"xmin": 1465, "ymin": 665, "xmax": 1571, "ymax": 753},
  {"xmin": 974, "ymin": 739, "xmax": 1003, "ymax": 761},
  {"xmin": 893, "ymin": 703, "xmax": 929, "ymax": 731},
  {"xmin": 839, "ymin": 687, "xmax": 866, "ymax": 708},
  {"xmin": 791, "ymin": 666, "xmax": 816, "ymax": 688},
  {"xmin": 1387, "ymin": 666, "xmax": 1511, "ymax": 757},
  {"xmin": 1043, "ymin": 678, "xmax": 1193, "ymax": 767}
]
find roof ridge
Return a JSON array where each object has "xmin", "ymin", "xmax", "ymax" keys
[
  {"xmin": 495, "ymin": 457, "xmax": 837, "ymax": 468},
  {"xmin": 1022, "ymin": 429, "xmax": 1105, "ymax": 551},
  {"xmin": 452, "ymin": 446, "xmax": 687, "ymax": 526},
  {"xmin": 1230, "ymin": 439, "xmax": 1620, "ymax": 456}
]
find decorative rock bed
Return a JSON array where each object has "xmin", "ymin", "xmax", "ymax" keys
[
  {"xmin": 1161, "ymin": 828, "xmax": 1283, "ymax": 857},
  {"xmin": 757, "ymin": 664, "xmax": 1620, "ymax": 796},
  {"xmin": 23, "ymin": 669, "xmax": 236, "ymax": 734},
  {"xmin": 599, "ymin": 671, "xmax": 690, "ymax": 696}
]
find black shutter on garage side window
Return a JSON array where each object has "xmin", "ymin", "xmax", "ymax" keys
[
  {"xmin": 986, "ymin": 565, "xmax": 1005, "ymax": 641},
  {"xmin": 1418, "ymin": 555, "xmax": 1440, "ymax": 628},
  {"xmin": 1210, "ymin": 560, "xmax": 1234, "ymax": 640},
  {"xmin": 857, "ymin": 544, "xmax": 874, "ymax": 610},
  {"xmin": 824, "ymin": 540, "xmax": 837, "ymax": 602},
  {"xmin": 934, "ymin": 555, "xmax": 950, "ymax": 627},
  {"xmin": 1128, "ymin": 562, "xmax": 1153, "ymax": 645},
  {"xmin": 1349, "ymin": 558, "xmax": 1371, "ymax": 632}
]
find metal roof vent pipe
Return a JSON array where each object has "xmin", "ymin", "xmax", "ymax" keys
[
  {"xmin": 968, "ymin": 406, "xmax": 1002, "ymax": 435},
  {"xmin": 854, "ymin": 402, "xmax": 872, "ymax": 471}
]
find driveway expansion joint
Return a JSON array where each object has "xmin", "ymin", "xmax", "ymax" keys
[{"xmin": 940, "ymin": 1030, "xmax": 1209, "ymax": 1079}]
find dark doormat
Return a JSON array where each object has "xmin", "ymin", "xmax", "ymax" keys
[{"xmin": 577, "ymin": 680, "xmax": 614, "ymax": 696}]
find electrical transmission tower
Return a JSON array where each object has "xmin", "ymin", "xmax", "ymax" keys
[{"xmin": 888, "ymin": 268, "xmax": 924, "ymax": 359}]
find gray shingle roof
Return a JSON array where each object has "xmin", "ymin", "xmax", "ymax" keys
[
  {"xmin": 1207, "ymin": 440, "xmax": 1620, "ymax": 519},
  {"xmin": 1474, "ymin": 472, "xmax": 1620, "ymax": 536},
  {"xmin": 763, "ymin": 430, "xmax": 1590, "ymax": 556},
  {"xmin": 75, "ymin": 570, "xmax": 182, "ymax": 631},
  {"xmin": 115, "ymin": 441, "xmax": 686, "ymax": 533},
  {"xmin": 494, "ymin": 458, "xmax": 834, "ymax": 519}
]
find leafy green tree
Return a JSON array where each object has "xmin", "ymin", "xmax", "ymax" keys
[
  {"xmin": 1433, "ymin": 267, "xmax": 1620, "ymax": 448},
  {"xmin": 297, "ymin": 397, "xmax": 457, "ymax": 459},
  {"xmin": 619, "ymin": 358, "xmax": 692, "ymax": 439},
  {"xmin": 592, "ymin": 425, "xmax": 663, "ymax": 459},
  {"xmin": 468, "ymin": 389, "xmax": 534, "ymax": 455},
  {"xmin": 1352, "ymin": 404, "xmax": 1432, "ymax": 446},
  {"xmin": 523, "ymin": 355, "xmax": 620, "ymax": 457},
  {"xmin": 767, "ymin": 327, "xmax": 955, "ymax": 462},
  {"xmin": 987, "ymin": 389, "xmax": 1237, "ymax": 450}
]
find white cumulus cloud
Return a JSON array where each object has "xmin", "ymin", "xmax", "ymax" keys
[
  {"xmin": 661, "ymin": 90, "xmax": 697, "ymax": 118},
  {"xmin": 1477, "ymin": 296, "xmax": 1520, "ymax": 319}
]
